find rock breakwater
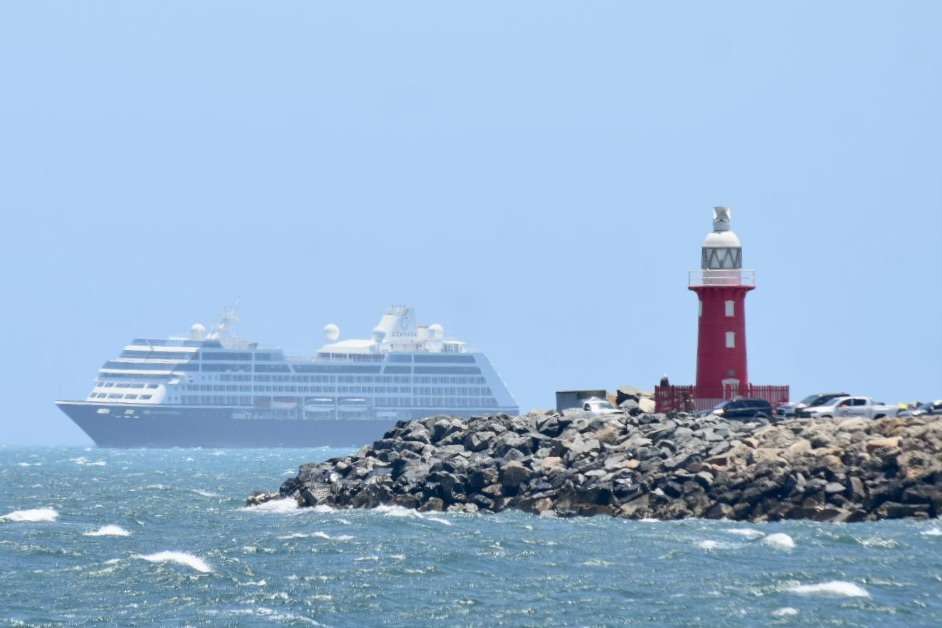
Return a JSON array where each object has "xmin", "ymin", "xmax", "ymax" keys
[{"xmin": 251, "ymin": 412, "xmax": 942, "ymax": 522}]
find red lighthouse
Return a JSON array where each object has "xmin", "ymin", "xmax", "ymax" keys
[
  {"xmin": 654, "ymin": 206, "xmax": 789, "ymax": 412},
  {"xmin": 689, "ymin": 207, "xmax": 754, "ymax": 401}
]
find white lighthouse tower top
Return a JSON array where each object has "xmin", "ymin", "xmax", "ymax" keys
[{"xmin": 690, "ymin": 206, "xmax": 755, "ymax": 287}]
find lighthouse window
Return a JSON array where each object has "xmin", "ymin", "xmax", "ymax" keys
[
  {"xmin": 725, "ymin": 300, "xmax": 735, "ymax": 317},
  {"xmin": 725, "ymin": 331, "xmax": 736, "ymax": 348}
]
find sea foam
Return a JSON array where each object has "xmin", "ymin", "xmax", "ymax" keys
[
  {"xmin": 762, "ymin": 533, "xmax": 796, "ymax": 550},
  {"xmin": 70, "ymin": 457, "xmax": 107, "ymax": 467},
  {"xmin": 84, "ymin": 525, "xmax": 131, "ymax": 537},
  {"xmin": 920, "ymin": 527, "xmax": 941, "ymax": 537},
  {"xmin": 724, "ymin": 528, "xmax": 765, "ymax": 539},
  {"xmin": 696, "ymin": 540, "xmax": 737, "ymax": 551},
  {"xmin": 1, "ymin": 508, "xmax": 59, "ymax": 523},
  {"xmin": 312, "ymin": 531, "xmax": 354, "ymax": 541},
  {"xmin": 787, "ymin": 581, "xmax": 870, "ymax": 598},
  {"xmin": 372, "ymin": 504, "xmax": 453, "ymax": 525},
  {"xmin": 135, "ymin": 551, "xmax": 213, "ymax": 573},
  {"xmin": 771, "ymin": 607, "xmax": 799, "ymax": 617},
  {"xmin": 373, "ymin": 504, "xmax": 419, "ymax": 518},
  {"xmin": 241, "ymin": 498, "xmax": 299, "ymax": 514}
]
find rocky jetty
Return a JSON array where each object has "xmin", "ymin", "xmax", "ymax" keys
[{"xmin": 250, "ymin": 411, "xmax": 942, "ymax": 522}]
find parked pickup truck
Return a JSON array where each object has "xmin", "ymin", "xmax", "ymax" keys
[{"xmin": 798, "ymin": 396, "xmax": 897, "ymax": 420}]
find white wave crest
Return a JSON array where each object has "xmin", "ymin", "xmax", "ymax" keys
[
  {"xmin": 1, "ymin": 508, "xmax": 59, "ymax": 523},
  {"xmin": 374, "ymin": 504, "xmax": 423, "ymax": 519},
  {"xmin": 724, "ymin": 528, "xmax": 764, "ymax": 539},
  {"xmin": 241, "ymin": 498, "xmax": 299, "ymax": 514},
  {"xmin": 771, "ymin": 607, "xmax": 798, "ymax": 617},
  {"xmin": 70, "ymin": 457, "xmax": 107, "ymax": 467},
  {"xmin": 857, "ymin": 536, "xmax": 898, "ymax": 549},
  {"xmin": 84, "ymin": 525, "xmax": 131, "ymax": 537},
  {"xmin": 16, "ymin": 462, "xmax": 42, "ymax": 467},
  {"xmin": 696, "ymin": 539, "xmax": 737, "ymax": 551},
  {"xmin": 311, "ymin": 504, "xmax": 336, "ymax": 513},
  {"xmin": 135, "ymin": 551, "xmax": 213, "ymax": 573},
  {"xmin": 372, "ymin": 504, "xmax": 452, "ymax": 525},
  {"xmin": 190, "ymin": 489, "xmax": 220, "ymax": 498},
  {"xmin": 920, "ymin": 527, "xmax": 941, "ymax": 537},
  {"xmin": 312, "ymin": 531, "xmax": 354, "ymax": 541},
  {"xmin": 763, "ymin": 533, "xmax": 795, "ymax": 550},
  {"xmin": 225, "ymin": 607, "xmax": 321, "ymax": 625},
  {"xmin": 279, "ymin": 531, "xmax": 354, "ymax": 541},
  {"xmin": 788, "ymin": 581, "xmax": 869, "ymax": 598}
]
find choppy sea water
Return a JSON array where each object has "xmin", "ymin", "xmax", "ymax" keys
[{"xmin": 1, "ymin": 447, "xmax": 940, "ymax": 627}]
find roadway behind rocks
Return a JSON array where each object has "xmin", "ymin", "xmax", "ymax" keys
[{"xmin": 249, "ymin": 412, "xmax": 942, "ymax": 522}]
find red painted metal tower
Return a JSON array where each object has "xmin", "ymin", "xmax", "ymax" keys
[
  {"xmin": 654, "ymin": 206, "xmax": 788, "ymax": 413},
  {"xmin": 689, "ymin": 207, "xmax": 755, "ymax": 402}
]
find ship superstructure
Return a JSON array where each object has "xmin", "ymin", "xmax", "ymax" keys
[{"xmin": 56, "ymin": 307, "xmax": 518, "ymax": 447}]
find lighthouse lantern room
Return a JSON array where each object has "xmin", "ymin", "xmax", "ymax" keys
[{"xmin": 655, "ymin": 207, "xmax": 789, "ymax": 413}]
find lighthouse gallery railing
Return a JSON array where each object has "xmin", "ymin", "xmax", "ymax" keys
[{"xmin": 688, "ymin": 269, "xmax": 756, "ymax": 288}]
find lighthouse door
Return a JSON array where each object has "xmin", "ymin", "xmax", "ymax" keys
[{"xmin": 721, "ymin": 379, "xmax": 740, "ymax": 400}]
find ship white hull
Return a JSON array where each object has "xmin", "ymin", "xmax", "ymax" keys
[{"xmin": 56, "ymin": 401, "xmax": 512, "ymax": 448}]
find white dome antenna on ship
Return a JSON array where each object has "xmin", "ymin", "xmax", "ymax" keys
[
  {"xmin": 324, "ymin": 323, "xmax": 340, "ymax": 343},
  {"xmin": 190, "ymin": 322, "xmax": 207, "ymax": 340},
  {"xmin": 428, "ymin": 323, "xmax": 444, "ymax": 340}
]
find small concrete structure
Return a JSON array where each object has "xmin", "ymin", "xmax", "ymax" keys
[{"xmin": 555, "ymin": 389, "xmax": 607, "ymax": 412}]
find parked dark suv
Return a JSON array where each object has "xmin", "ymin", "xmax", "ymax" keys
[{"xmin": 709, "ymin": 398, "xmax": 773, "ymax": 420}]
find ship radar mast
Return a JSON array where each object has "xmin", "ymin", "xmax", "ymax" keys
[{"xmin": 206, "ymin": 305, "xmax": 241, "ymax": 344}]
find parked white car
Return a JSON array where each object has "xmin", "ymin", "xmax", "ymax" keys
[
  {"xmin": 799, "ymin": 396, "xmax": 897, "ymax": 420},
  {"xmin": 582, "ymin": 398, "xmax": 617, "ymax": 415}
]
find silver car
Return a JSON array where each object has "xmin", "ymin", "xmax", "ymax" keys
[{"xmin": 777, "ymin": 392, "xmax": 848, "ymax": 418}]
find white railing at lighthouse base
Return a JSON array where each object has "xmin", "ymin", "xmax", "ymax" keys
[{"xmin": 688, "ymin": 269, "xmax": 756, "ymax": 288}]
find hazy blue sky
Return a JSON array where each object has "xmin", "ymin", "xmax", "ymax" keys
[{"xmin": 1, "ymin": 1, "xmax": 939, "ymax": 445}]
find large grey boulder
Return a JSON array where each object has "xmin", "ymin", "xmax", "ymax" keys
[{"xmin": 500, "ymin": 461, "xmax": 532, "ymax": 491}]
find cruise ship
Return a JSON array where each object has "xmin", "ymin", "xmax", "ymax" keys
[{"xmin": 56, "ymin": 307, "xmax": 519, "ymax": 447}]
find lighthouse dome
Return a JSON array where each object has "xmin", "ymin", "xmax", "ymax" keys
[
  {"xmin": 701, "ymin": 207, "xmax": 743, "ymax": 269},
  {"xmin": 702, "ymin": 229, "xmax": 741, "ymax": 248}
]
